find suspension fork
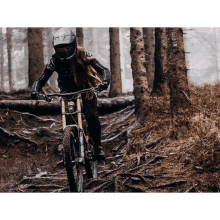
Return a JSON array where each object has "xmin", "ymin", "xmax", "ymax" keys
[
  {"xmin": 61, "ymin": 98, "xmax": 66, "ymax": 130},
  {"xmin": 76, "ymin": 94, "xmax": 85, "ymax": 163}
]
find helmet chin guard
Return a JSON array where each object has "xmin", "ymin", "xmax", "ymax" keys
[{"xmin": 55, "ymin": 46, "xmax": 77, "ymax": 62}]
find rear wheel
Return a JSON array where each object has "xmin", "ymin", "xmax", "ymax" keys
[
  {"xmin": 83, "ymin": 120, "xmax": 95, "ymax": 179},
  {"xmin": 76, "ymin": 162, "xmax": 83, "ymax": 192}
]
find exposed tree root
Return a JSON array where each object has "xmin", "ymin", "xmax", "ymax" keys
[
  {"xmin": 146, "ymin": 155, "xmax": 168, "ymax": 165},
  {"xmin": 184, "ymin": 184, "xmax": 198, "ymax": 193},
  {"xmin": 145, "ymin": 136, "xmax": 167, "ymax": 148},
  {"xmin": 102, "ymin": 165, "xmax": 123, "ymax": 177},
  {"xmin": 90, "ymin": 181, "xmax": 112, "ymax": 192},
  {"xmin": 149, "ymin": 180, "xmax": 187, "ymax": 189},
  {"xmin": 114, "ymin": 176, "xmax": 119, "ymax": 192},
  {"xmin": 124, "ymin": 184, "xmax": 147, "ymax": 192}
]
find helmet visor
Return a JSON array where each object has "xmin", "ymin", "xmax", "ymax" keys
[{"xmin": 55, "ymin": 44, "xmax": 75, "ymax": 59}]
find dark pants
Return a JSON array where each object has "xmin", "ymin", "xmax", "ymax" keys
[
  {"xmin": 82, "ymin": 93, "xmax": 101, "ymax": 147},
  {"xmin": 60, "ymin": 85, "xmax": 101, "ymax": 147}
]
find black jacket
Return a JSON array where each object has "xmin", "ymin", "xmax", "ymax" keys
[{"xmin": 31, "ymin": 50, "xmax": 110, "ymax": 93}]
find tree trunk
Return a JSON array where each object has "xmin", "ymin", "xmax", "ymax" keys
[
  {"xmin": 0, "ymin": 28, "xmax": 4, "ymax": 91},
  {"xmin": 130, "ymin": 27, "xmax": 150, "ymax": 122},
  {"xmin": 143, "ymin": 28, "xmax": 155, "ymax": 90},
  {"xmin": 76, "ymin": 28, "xmax": 84, "ymax": 47},
  {"xmin": 28, "ymin": 28, "xmax": 45, "ymax": 87},
  {"xmin": 167, "ymin": 28, "xmax": 190, "ymax": 138},
  {"xmin": 151, "ymin": 28, "xmax": 169, "ymax": 97},
  {"xmin": 92, "ymin": 28, "xmax": 99, "ymax": 57},
  {"xmin": 109, "ymin": 28, "xmax": 122, "ymax": 98},
  {"xmin": 6, "ymin": 28, "xmax": 13, "ymax": 91}
]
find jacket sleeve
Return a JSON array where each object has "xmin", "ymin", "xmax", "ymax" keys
[
  {"xmin": 85, "ymin": 51, "xmax": 111, "ymax": 85},
  {"xmin": 30, "ymin": 56, "xmax": 56, "ymax": 93}
]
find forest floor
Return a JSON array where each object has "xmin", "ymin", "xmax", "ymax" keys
[{"xmin": 1, "ymin": 83, "xmax": 220, "ymax": 193}]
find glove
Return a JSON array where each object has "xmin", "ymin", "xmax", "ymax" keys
[
  {"xmin": 98, "ymin": 82, "xmax": 109, "ymax": 91},
  {"xmin": 31, "ymin": 91, "xmax": 39, "ymax": 100}
]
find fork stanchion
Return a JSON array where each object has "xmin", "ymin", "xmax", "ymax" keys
[{"xmin": 61, "ymin": 99, "xmax": 66, "ymax": 130}]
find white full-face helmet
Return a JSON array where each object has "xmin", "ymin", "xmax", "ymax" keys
[{"xmin": 53, "ymin": 28, "xmax": 77, "ymax": 60}]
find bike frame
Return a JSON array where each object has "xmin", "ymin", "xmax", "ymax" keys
[
  {"xmin": 39, "ymin": 87, "xmax": 99, "ymax": 184},
  {"xmin": 42, "ymin": 87, "xmax": 98, "ymax": 163}
]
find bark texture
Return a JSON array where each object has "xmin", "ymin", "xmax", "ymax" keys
[
  {"xmin": 0, "ymin": 96, "xmax": 134, "ymax": 116},
  {"xmin": 109, "ymin": 28, "xmax": 122, "ymax": 97},
  {"xmin": 167, "ymin": 28, "xmax": 189, "ymax": 115},
  {"xmin": 76, "ymin": 28, "xmax": 84, "ymax": 47},
  {"xmin": 130, "ymin": 28, "xmax": 150, "ymax": 122},
  {"xmin": 143, "ymin": 28, "xmax": 155, "ymax": 90},
  {"xmin": 167, "ymin": 28, "xmax": 190, "ymax": 138},
  {"xmin": 6, "ymin": 28, "xmax": 13, "ymax": 91},
  {"xmin": 151, "ymin": 28, "xmax": 169, "ymax": 97},
  {"xmin": 0, "ymin": 28, "xmax": 4, "ymax": 91},
  {"xmin": 47, "ymin": 28, "xmax": 58, "ymax": 88},
  {"xmin": 28, "ymin": 28, "xmax": 44, "ymax": 87}
]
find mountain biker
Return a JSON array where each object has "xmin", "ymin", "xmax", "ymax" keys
[{"xmin": 30, "ymin": 28, "xmax": 110, "ymax": 160}]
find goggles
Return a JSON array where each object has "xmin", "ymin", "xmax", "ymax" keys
[{"xmin": 55, "ymin": 44, "xmax": 75, "ymax": 59}]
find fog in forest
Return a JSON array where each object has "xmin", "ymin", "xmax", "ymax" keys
[{"xmin": 1, "ymin": 27, "xmax": 220, "ymax": 92}]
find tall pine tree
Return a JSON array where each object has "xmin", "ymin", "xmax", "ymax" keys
[{"xmin": 109, "ymin": 28, "xmax": 122, "ymax": 97}]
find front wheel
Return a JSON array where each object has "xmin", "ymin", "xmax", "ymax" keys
[{"xmin": 63, "ymin": 126, "xmax": 78, "ymax": 192}]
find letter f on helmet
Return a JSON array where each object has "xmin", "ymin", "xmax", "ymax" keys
[{"xmin": 53, "ymin": 28, "xmax": 76, "ymax": 46}]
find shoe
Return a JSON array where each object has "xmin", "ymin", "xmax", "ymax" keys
[{"xmin": 93, "ymin": 146, "xmax": 106, "ymax": 160}]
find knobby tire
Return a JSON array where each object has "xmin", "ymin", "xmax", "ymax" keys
[
  {"xmin": 63, "ymin": 126, "xmax": 78, "ymax": 192},
  {"xmin": 83, "ymin": 120, "xmax": 95, "ymax": 179}
]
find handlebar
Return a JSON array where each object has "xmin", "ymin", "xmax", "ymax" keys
[{"xmin": 38, "ymin": 86, "xmax": 100, "ymax": 102}]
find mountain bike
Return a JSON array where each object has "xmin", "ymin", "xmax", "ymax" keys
[{"xmin": 38, "ymin": 87, "xmax": 100, "ymax": 192}]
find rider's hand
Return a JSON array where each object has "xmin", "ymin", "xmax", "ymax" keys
[
  {"xmin": 31, "ymin": 91, "xmax": 39, "ymax": 100},
  {"xmin": 98, "ymin": 82, "xmax": 109, "ymax": 91}
]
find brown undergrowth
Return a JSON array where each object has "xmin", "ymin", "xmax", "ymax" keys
[{"xmin": 118, "ymin": 82, "xmax": 220, "ymax": 192}]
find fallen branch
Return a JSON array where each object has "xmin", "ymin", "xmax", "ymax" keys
[
  {"xmin": 145, "ymin": 136, "xmax": 167, "ymax": 148},
  {"xmin": 0, "ymin": 96, "xmax": 134, "ymax": 116},
  {"xmin": 149, "ymin": 180, "xmax": 187, "ymax": 189},
  {"xmin": 105, "ymin": 155, "xmax": 124, "ymax": 160},
  {"xmin": 122, "ymin": 177, "xmax": 131, "ymax": 186},
  {"xmin": 111, "ymin": 140, "xmax": 126, "ymax": 153},
  {"xmin": 103, "ymin": 109, "xmax": 135, "ymax": 133},
  {"xmin": 102, "ymin": 119, "xmax": 139, "ymax": 144},
  {"xmin": 0, "ymin": 127, "xmax": 38, "ymax": 147},
  {"xmin": 19, "ymin": 184, "xmax": 64, "ymax": 191},
  {"xmin": 52, "ymin": 187, "xmax": 69, "ymax": 193},
  {"xmin": 123, "ymin": 164, "xmax": 145, "ymax": 174},
  {"xmin": 91, "ymin": 181, "xmax": 112, "ymax": 192},
  {"xmin": 124, "ymin": 184, "xmax": 147, "ymax": 192},
  {"xmin": 101, "ymin": 182, "xmax": 114, "ymax": 192},
  {"xmin": 114, "ymin": 176, "xmax": 119, "ymax": 192},
  {"xmin": 147, "ymin": 155, "xmax": 168, "ymax": 165},
  {"xmin": 84, "ymin": 179, "xmax": 105, "ymax": 189},
  {"xmin": 185, "ymin": 184, "xmax": 198, "ymax": 193},
  {"xmin": 102, "ymin": 165, "xmax": 123, "ymax": 177}
]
